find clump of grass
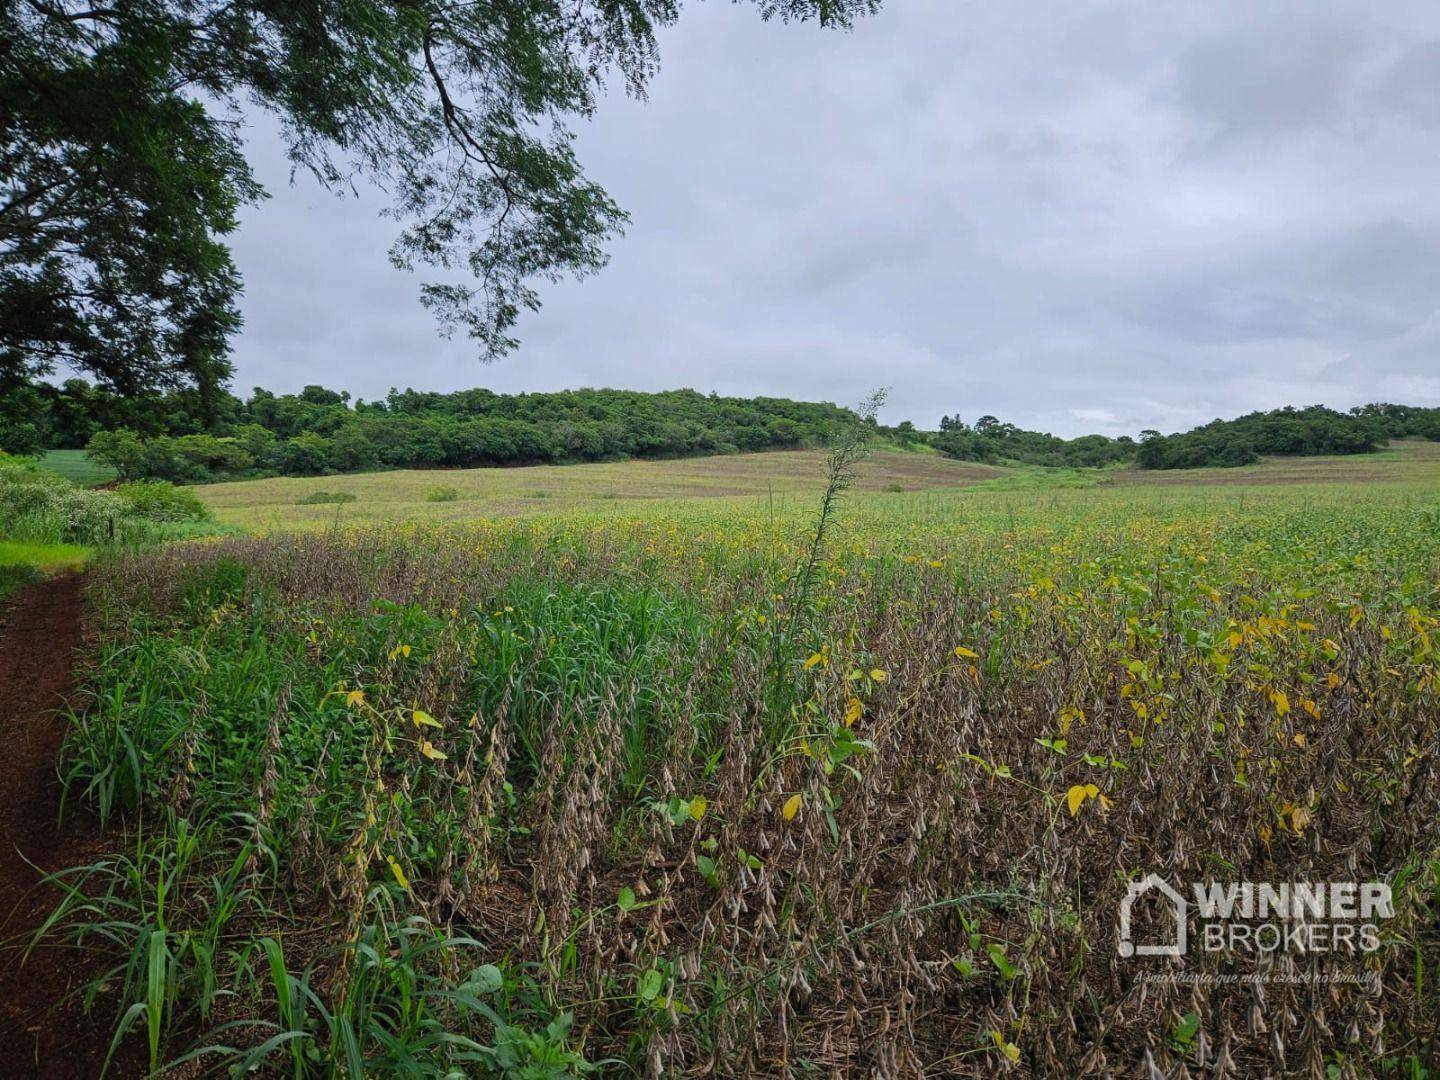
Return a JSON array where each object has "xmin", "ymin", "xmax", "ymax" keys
[
  {"xmin": 0, "ymin": 539, "xmax": 88, "ymax": 575},
  {"xmin": 423, "ymin": 485, "xmax": 460, "ymax": 503},
  {"xmin": 295, "ymin": 490, "xmax": 358, "ymax": 505}
]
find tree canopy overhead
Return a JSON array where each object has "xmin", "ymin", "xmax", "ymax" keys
[{"xmin": 0, "ymin": 0, "xmax": 881, "ymax": 393}]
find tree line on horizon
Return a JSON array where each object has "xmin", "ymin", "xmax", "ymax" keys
[
  {"xmin": 8, "ymin": 383, "xmax": 860, "ymax": 481},
  {"xmin": 933, "ymin": 403, "xmax": 1440, "ymax": 469},
  {"xmin": 2, "ymin": 380, "xmax": 1437, "ymax": 482}
]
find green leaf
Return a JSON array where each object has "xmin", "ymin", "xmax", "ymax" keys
[
  {"xmin": 637, "ymin": 968, "xmax": 664, "ymax": 1003},
  {"xmin": 1173, "ymin": 1010, "xmax": 1201, "ymax": 1047},
  {"xmin": 987, "ymin": 942, "xmax": 1019, "ymax": 980},
  {"xmin": 468, "ymin": 964, "xmax": 503, "ymax": 995}
]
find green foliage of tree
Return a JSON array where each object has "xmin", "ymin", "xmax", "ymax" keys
[
  {"xmin": 1135, "ymin": 405, "xmax": 1397, "ymax": 469},
  {"xmin": 2, "ymin": 0, "xmax": 879, "ymax": 393},
  {"xmin": 931, "ymin": 403, "xmax": 1440, "ymax": 471},
  {"xmin": 74, "ymin": 383, "xmax": 859, "ymax": 479},
  {"xmin": 43, "ymin": 380, "xmax": 1440, "ymax": 481},
  {"xmin": 932, "ymin": 414, "xmax": 1135, "ymax": 468}
]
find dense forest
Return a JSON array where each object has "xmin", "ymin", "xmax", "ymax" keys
[
  {"xmin": 3, "ymin": 379, "xmax": 1438, "ymax": 480},
  {"xmin": 2, "ymin": 382, "xmax": 860, "ymax": 481}
]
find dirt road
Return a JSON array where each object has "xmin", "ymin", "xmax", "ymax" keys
[{"xmin": 0, "ymin": 575, "xmax": 142, "ymax": 1077}]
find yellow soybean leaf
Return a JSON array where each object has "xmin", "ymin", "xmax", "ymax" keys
[
  {"xmin": 991, "ymin": 1031, "xmax": 1021, "ymax": 1062},
  {"xmin": 419, "ymin": 739, "xmax": 447, "ymax": 761},
  {"xmin": 1066, "ymin": 785, "xmax": 1089, "ymax": 816},
  {"xmin": 844, "ymin": 696, "xmax": 863, "ymax": 727},
  {"xmin": 803, "ymin": 651, "xmax": 825, "ymax": 670},
  {"xmin": 870, "ymin": 668, "xmax": 888, "ymax": 683},
  {"xmin": 1272, "ymin": 691, "xmax": 1290, "ymax": 717},
  {"xmin": 412, "ymin": 709, "xmax": 442, "ymax": 729},
  {"xmin": 954, "ymin": 646, "xmax": 979, "ymax": 660},
  {"xmin": 345, "ymin": 690, "xmax": 365, "ymax": 708},
  {"xmin": 782, "ymin": 794, "xmax": 803, "ymax": 821},
  {"xmin": 688, "ymin": 796, "xmax": 708, "ymax": 821},
  {"xmin": 387, "ymin": 855, "xmax": 411, "ymax": 892}
]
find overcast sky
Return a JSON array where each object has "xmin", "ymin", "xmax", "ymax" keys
[{"xmin": 228, "ymin": 0, "xmax": 1440, "ymax": 436}]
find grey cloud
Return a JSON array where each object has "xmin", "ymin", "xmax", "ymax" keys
[
  {"xmin": 225, "ymin": 0, "xmax": 1440, "ymax": 435},
  {"xmin": 1172, "ymin": 20, "xmax": 1364, "ymax": 140},
  {"xmin": 1375, "ymin": 39, "xmax": 1440, "ymax": 126}
]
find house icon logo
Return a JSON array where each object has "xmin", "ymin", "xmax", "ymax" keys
[{"xmin": 1119, "ymin": 873, "xmax": 1187, "ymax": 957}]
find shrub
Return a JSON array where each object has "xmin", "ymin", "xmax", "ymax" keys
[
  {"xmin": 0, "ymin": 472, "xmax": 127, "ymax": 544},
  {"xmin": 114, "ymin": 480, "xmax": 212, "ymax": 522},
  {"xmin": 85, "ymin": 429, "xmax": 148, "ymax": 479},
  {"xmin": 296, "ymin": 491, "xmax": 358, "ymax": 505},
  {"xmin": 1, "ymin": 467, "xmax": 223, "ymax": 546},
  {"xmin": 423, "ymin": 485, "xmax": 460, "ymax": 503}
]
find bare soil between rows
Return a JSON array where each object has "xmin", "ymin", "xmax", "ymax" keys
[{"xmin": 0, "ymin": 574, "xmax": 144, "ymax": 1078}]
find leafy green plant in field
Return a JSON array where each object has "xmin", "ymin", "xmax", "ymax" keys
[
  {"xmin": 194, "ymin": 919, "xmax": 594, "ymax": 1078},
  {"xmin": 29, "ymin": 813, "xmax": 260, "ymax": 1074},
  {"xmin": 423, "ymin": 485, "xmax": 461, "ymax": 503}
]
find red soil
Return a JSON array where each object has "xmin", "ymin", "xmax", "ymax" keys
[{"xmin": 0, "ymin": 575, "xmax": 143, "ymax": 1077}]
